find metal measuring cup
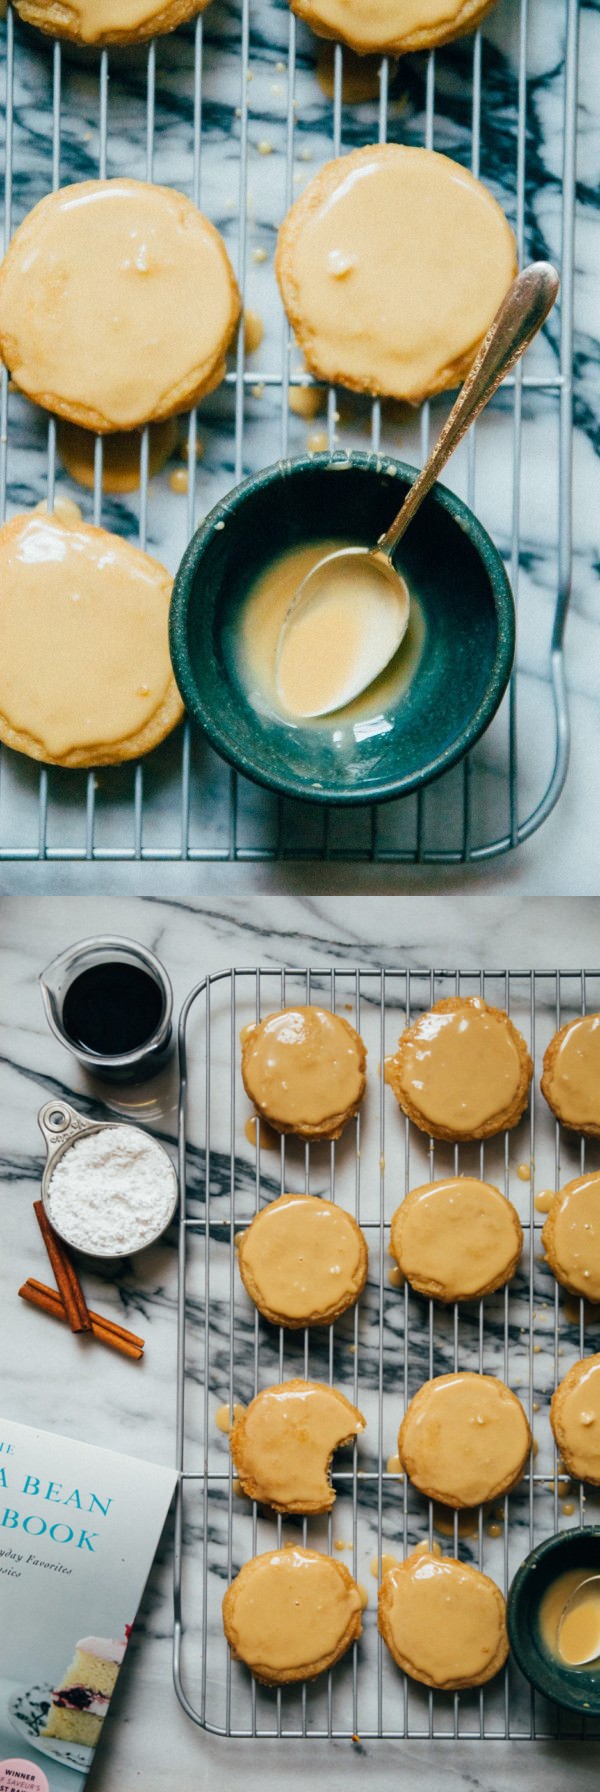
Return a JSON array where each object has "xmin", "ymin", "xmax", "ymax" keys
[{"xmin": 38, "ymin": 1099, "xmax": 178, "ymax": 1258}]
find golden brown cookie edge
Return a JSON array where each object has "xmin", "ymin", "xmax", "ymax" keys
[
  {"xmin": 237, "ymin": 1194, "xmax": 369, "ymax": 1329},
  {"xmin": 275, "ymin": 146, "xmax": 517, "ymax": 405},
  {"xmin": 541, "ymin": 1016, "xmax": 600, "ymax": 1138},
  {"xmin": 0, "ymin": 509, "xmax": 184, "ymax": 767},
  {"xmin": 387, "ymin": 996, "xmax": 533, "ymax": 1142},
  {"xmin": 541, "ymin": 1173, "xmax": 600, "ymax": 1300},
  {"xmin": 0, "ymin": 179, "xmax": 241, "ymax": 432},
  {"xmin": 377, "ymin": 1552, "xmax": 509, "ymax": 1689},
  {"xmin": 14, "ymin": 0, "xmax": 212, "ymax": 47},
  {"xmin": 229, "ymin": 1378, "xmax": 366, "ymax": 1513},
  {"xmin": 222, "ymin": 1547, "xmax": 363, "ymax": 1683},
  {"xmin": 240, "ymin": 1006, "xmax": 367, "ymax": 1141},
  {"xmin": 290, "ymin": 0, "xmax": 496, "ymax": 58},
  {"xmin": 550, "ymin": 1353, "xmax": 600, "ymax": 1485},
  {"xmin": 389, "ymin": 1177, "xmax": 523, "ymax": 1302},
  {"xmin": 398, "ymin": 1372, "xmax": 532, "ymax": 1509}
]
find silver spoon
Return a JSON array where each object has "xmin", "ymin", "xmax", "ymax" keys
[
  {"xmin": 558, "ymin": 1574, "xmax": 600, "ymax": 1666},
  {"xmin": 276, "ymin": 260, "xmax": 560, "ymax": 720}
]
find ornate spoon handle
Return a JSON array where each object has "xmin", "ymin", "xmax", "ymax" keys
[{"xmin": 377, "ymin": 261, "xmax": 560, "ymax": 560}]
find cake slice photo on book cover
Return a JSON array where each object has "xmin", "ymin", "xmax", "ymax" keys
[
  {"xmin": 41, "ymin": 1630, "xmax": 130, "ymax": 1751},
  {"xmin": 0, "ymin": 1419, "xmax": 176, "ymax": 1792}
]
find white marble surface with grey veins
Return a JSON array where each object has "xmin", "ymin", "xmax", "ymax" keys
[
  {"xmin": 0, "ymin": 0, "xmax": 598, "ymax": 885},
  {"xmin": 2, "ymin": 892, "xmax": 600, "ymax": 1786}
]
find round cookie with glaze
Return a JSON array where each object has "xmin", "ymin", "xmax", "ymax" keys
[
  {"xmin": 551, "ymin": 1355, "xmax": 600, "ymax": 1485},
  {"xmin": 236, "ymin": 1193, "xmax": 368, "ymax": 1328},
  {"xmin": 0, "ymin": 508, "xmax": 183, "ymax": 767},
  {"xmin": 399, "ymin": 1372, "xmax": 531, "ymax": 1508},
  {"xmin": 290, "ymin": 0, "xmax": 497, "ymax": 57},
  {"xmin": 241, "ymin": 1005, "xmax": 366, "ymax": 1140},
  {"xmin": 230, "ymin": 1380, "xmax": 365, "ymax": 1513},
  {"xmin": 541, "ymin": 1014, "xmax": 600, "ymax": 1136},
  {"xmin": 222, "ymin": 1546, "xmax": 363, "ymax": 1684},
  {"xmin": 387, "ymin": 996, "xmax": 533, "ymax": 1141},
  {"xmin": 0, "ymin": 179, "xmax": 240, "ymax": 432},
  {"xmin": 276, "ymin": 146, "xmax": 517, "ymax": 405},
  {"xmin": 390, "ymin": 1177, "xmax": 523, "ymax": 1303},
  {"xmin": 378, "ymin": 1548, "xmax": 508, "ymax": 1690},
  {"xmin": 13, "ymin": 0, "xmax": 211, "ymax": 46},
  {"xmin": 542, "ymin": 1171, "xmax": 600, "ymax": 1302}
]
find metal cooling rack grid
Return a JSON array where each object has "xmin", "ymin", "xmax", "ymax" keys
[
  {"xmin": 0, "ymin": 0, "xmax": 579, "ymax": 862},
  {"xmin": 173, "ymin": 965, "xmax": 600, "ymax": 1740}
]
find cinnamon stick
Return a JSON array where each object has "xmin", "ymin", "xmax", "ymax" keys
[
  {"xmin": 19, "ymin": 1278, "xmax": 144, "ymax": 1360},
  {"xmin": 33, "ymin": 1200, "xmax": 92, "ymax": 1334}
]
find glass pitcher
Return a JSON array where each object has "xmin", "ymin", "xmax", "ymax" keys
[{"xmin": 39, "ymin": 934, "xmax": 174, "ymax": 1083}]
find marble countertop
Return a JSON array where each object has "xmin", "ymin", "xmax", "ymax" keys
[
  {"xmin": 0, "ymin": 0, "xmax": 598, "ymax": 890},
  {"xmin": 3, "ymin": 891, "xmax": 600, "ymax": 1789}
]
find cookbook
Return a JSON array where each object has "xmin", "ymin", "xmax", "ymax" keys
[{"xmin": 0, "ymin": 1418, "xmax": 176, "ymax": 1792}]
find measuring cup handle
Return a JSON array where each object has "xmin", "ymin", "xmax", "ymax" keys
[{"xmin": 37, "ymin": 1100, "xmax": 91, "ymax": 1161}]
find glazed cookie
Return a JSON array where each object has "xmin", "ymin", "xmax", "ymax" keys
[
  {"xmin": 0, "ymin": 180, "xmax": 240, "ymax": 431},
  {"xmin": 399, "ymin": 1372, "xmax": 531, "ymax": 1508},
  {"xmin": 378, "ymin": 1548, "xmax": 508, "ymax": 1690},
  {"xmin": 387, "ymin": 996, "xmax": 533, "ymax": 1141},
  {"xmin": 290, "ymin": 0, "xmax": 497, "ymax": 57},
  {"xmin": 14, "ymin": 0, "xmax": 212, "ymax": 46},
  {"xmin": 390, "ymin": 1177, "xmax": 523, "ymax": 1303},
  {"xmin": 0, "ymin": 508, "xmax": 183, "ymax": 767},
  {"xmin": 276, "ymin": 146, "xmax": 516, "ymax": 405},
  {"xmin": 230, "ymin": 1380, "xmax": 366, "ymax": 1513},
  {"xmin": 542, "ymin": 1172, "xmax": 600, "ymax": 1302},
  {"xmin": 236, "ymin": 1193, "xmax": 368, "ymax": 1328},
  {"xmin": 222, "ymin": 1546, "xmax": 364, "ymax": 1684},
  {"xmin": 551, "ymin": 1355, "xmax": 600, "ymax": 1484},
  {"xmin": 541, "ymin": 1014, "xmax": 600, "ymax": 1136},
  {"xmin": 241, "ymin": 1005, "xmax": 366, "ymax": 1140}
]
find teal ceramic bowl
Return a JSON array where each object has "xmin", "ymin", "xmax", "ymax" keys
[
  {"xmin": 507, "ymin": 1528, "xmax": 600, "ymax": 1713},
  {"xmin": 169, "ymin": 451, "xmax": 515, "ymax": 806}
]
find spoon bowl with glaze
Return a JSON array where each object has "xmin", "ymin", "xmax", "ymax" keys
[
  {"xmin": 276, "ymin": 261, "xmax": 559, "ymax": 720},
  {"xmin": 558, "ymin": 1572, "xmax": 600, "ymax": 1665}
]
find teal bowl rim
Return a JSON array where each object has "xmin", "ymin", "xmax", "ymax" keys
[
  {"xmin": 507, "ymin": 1526, "xmax": 600, "ymax": 1712},
  {"xmin": 169, "ymin": 449, "xmax": 516, "ymax": 808}
]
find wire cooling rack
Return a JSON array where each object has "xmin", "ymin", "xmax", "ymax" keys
[
  {"xmin": 0, "ymin": 0, "xmax": 579, "ymax": 863},
  {"xmin": 173, "ymin": 965, "xmax": 600, "ymax": 1740}
]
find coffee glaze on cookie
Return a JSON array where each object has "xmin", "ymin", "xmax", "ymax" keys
[
  {"xmin": 389, "ymin": 997, "xmax": 531, "ymax": 1139},
  {"xmin": 0, "ymin": 510, "xmax": 182, "ymax": 766},
  {"xmin": 241, "ymin": 1005, "xmax": 366, "ymax": 1138},
  {"xmin": 295, "ymin": 0, "xmax": 497, "ymax": 56},
  {"xmin": 237, "ymin": 1193, "xmax": 367, "ymax": 1328},
  {"xmin": 276, "ymin": 146, "xmax": 516, "ymax": 403},
  {"xmin": 390, "ymin": 1177, "xmax": 523, "ymax": 1302},
  {"xmin": 551, "ymin": 1355, "xmax": 600, "ymax": 1484},
  {"xmin": 222, "ymin": 1546, "xmax": 363, "ymax": 1683},
  {"xmin": 230, "ymin": 1380, "xmax": 365, "ymax": 1512},
  {"xmin": 14, "ymin": 0, "xmax": 210, "ymax": 47},
  {"xmin": 542, "ymin": 1172, "xmax": 600, "ymax": 1301},
  {"xmin": 378, "ymin": 1549, "xmax": 508, "ymax": 1689},
  {"xmin": 399, "ymin": 1372, "xmax": 531, "ymax": 1508},
  {"xmin": 0, "ymin": 180, "xmax": 240, "ymax": 431},
  {"xmin": 542, "ymin": 1015, "xmax": 600, "ymax": 1134}
]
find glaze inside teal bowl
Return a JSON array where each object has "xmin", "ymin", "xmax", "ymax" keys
[
  {"xmin": 169, "ymin": 451, "xmax": 515, "ymax": 806},
  {"xmin": 507, "ymin": 1528, "xmax": 600, "ymax": 1713}
]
